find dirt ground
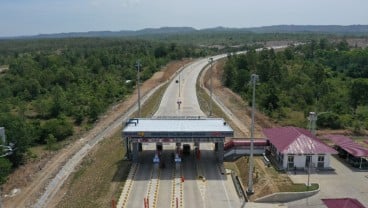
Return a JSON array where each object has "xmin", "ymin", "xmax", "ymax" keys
[
  {"xmin": 2, "ymin": 59, "xmax": 190, "ymax": 208},
  {"xmin": 203, "ymin": 59, "xmax": 277, "ymax": 138}
]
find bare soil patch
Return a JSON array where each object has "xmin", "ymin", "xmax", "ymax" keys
[{"xmin": 203, "ymin": 59, "xmax": 277, "ymax": 138}]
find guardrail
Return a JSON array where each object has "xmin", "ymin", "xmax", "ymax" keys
[{"xmin": 230, "ymin": 171, "xmax": 248, "ymax": 202}]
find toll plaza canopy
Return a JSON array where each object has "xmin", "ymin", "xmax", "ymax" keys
[{"xmin": 123, "ymin": 117, "xmax": 234, "ymax": 143}]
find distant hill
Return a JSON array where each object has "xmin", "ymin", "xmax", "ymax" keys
[
  {"xmin": 248, "ymin": 25, "xmax": 368, "ymax": 34},
  {"xmin": 2, "ymin": 25, "xmax": 368, "ymax": 39},
  {"xmin": 4, "ymin": 27, "xmax": 197, "ymax": 39}
]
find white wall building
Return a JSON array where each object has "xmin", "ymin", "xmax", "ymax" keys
[{"xmin": 264, "ymin": 127, "xmax": 337, "ymax": 170}]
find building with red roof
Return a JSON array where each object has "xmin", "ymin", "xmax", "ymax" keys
[
  {"xmin": 322, "ymin": 198, "xmax": 366, "ymax": 208},
  {"xmin": 324, "ymin": 135, "xmax": 368, "ymax": 169},
  {"xmin": 263, "ymin": 126, "xmax": 337, "ymax": 170}
]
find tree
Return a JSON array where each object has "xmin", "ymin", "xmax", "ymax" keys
[
  {"xmin": 41, "ymin": 117, "xmax": 73, "ymax": 142},
  {"xmin": 0, "ymin": 158, "xmax": 12, "ymax": 184},
  {"xmin": 46, "ymin": 134, "xmax": 57, "ymax": 151},
  {"xmin": 350, "ymin": 79, "xmax": 368, "ymax": 109}
]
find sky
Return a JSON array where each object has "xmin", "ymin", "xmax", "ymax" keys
[{"xmin": 0, "ymin": 0, "xmax": 368, "ymax": 37}]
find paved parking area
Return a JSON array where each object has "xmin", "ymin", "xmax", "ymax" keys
[{"xmin": 287, "ymin": 156, "xmax": 368, "ymax": 208}]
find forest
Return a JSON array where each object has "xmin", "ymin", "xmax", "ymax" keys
[
  {"xmin": 223, "ymin": 39, "xmax": 368, "ymax": 132},
  {"xmin": 0, "ymin": 38, "xmax": 210, "ymax": 182}
]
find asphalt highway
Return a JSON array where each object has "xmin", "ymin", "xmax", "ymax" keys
[{"xmin": 123, "ymin": 57, "xmax": 242, "ymax": 208}]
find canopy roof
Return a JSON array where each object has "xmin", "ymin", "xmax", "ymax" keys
[
  {"xmin": 263, "ymin": 127, "xmax": 337, "ymax": 154},
  {"xmin": 324, "ymin": 135, "xmax": 368, "ymax": 157},
  {"xmin": 123, "ymin": 118, "xmax": 233, "ymax": 138}
]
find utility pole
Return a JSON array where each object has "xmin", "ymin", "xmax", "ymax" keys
[
  {"xmin": 208, "ymin": 57, "xmax": 214, "ymax": 116},
  {"xmin": 136, "ymin": 60, "xmax": 142, "ymax": 118},
  {"xmin": 178, "ymin": 70, "xmax": 181, "ymax": 98},
  {"xmin": 247, "ymin": 74, "xmax": 259, "ymax": 195}
]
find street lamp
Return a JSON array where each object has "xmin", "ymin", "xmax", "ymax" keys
[
  {"xmin": 208, "ymin": 57, "xmax": 214, "ymax": 116},
  {"xmin": 247, "ymin": 74, "xmax": 259, "ymax": 195},
  {"xmin": 135, "ymin": 60, "xmax": 142, "ymax": 118},
  {"xmin": 308, "ymin": 112, "xmax": 317, "ymax": 135},
  {"xmin": 308, "ymin": 111, "xmax": 331, "ymax": 136},
  {"xmin": 178, "ymin": 70, "xmax": 181, "ymax": 98}
]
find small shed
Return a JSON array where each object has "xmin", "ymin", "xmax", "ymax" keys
[{"xmin": 263, "ymin": 127, "xmax": 337, "ymax": 170}]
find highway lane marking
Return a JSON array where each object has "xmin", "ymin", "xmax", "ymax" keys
[
  {"xmin": 171, "ymin": 164, "xmax": 184, "ymax": 208},
  {"xmin": 146, "ymin": 164, "xmax": 161, "ymax": 208},
  {"xmin": 196, "ymin": 161, "xmax": 207, "ymax": 201},
  {"xmin": 218, "ymin": 164, "xmax": 232, "ymax": 208},
  {"xmin": 117, "ymin": 163, "xmax": 139, "ymax": 208}
]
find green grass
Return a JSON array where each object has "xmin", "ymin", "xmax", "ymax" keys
[
  {"xmin": 280, "ymin": 183, "xmax": 319, "ymax": 192},
  {"xmin": 56, "ymin": 132, "xmax": 129, "ymax": 208},
  {"xmin": 56, "ymin": 80, "xmax": 169, "ymax": 207}
]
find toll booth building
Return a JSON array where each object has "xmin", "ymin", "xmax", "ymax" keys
[
  {"xmin": 263, "ymin": 126, "xmax": 337, "ymax": 170},
  {"xmin": 122, "ymin": 118, "xmax": 234, "ymax": 163}
]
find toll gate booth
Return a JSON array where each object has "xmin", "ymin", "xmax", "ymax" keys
[{"xmin": 122, "ymin": 117, "xmax": 234, "ymax": 163}]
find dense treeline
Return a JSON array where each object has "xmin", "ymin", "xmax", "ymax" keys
[
  {"xmin": 223, "ymin": 39, "xmax": 368, "ymax": 131},
  {"xmin": 0, "ymin": 38, "xmax": 208, "ymax": 182}
]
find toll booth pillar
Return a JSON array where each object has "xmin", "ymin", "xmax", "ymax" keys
[
  {"xmin": 176, "ymin": 142, "xmax": 181, "ymax": 154},
  {"xmin": 125, "ymin": 137, "xmax": 131, "ymax": 159},
  {"xmin": 217, "ymin": 141, "xmax": 224, "ymax": 163},
  {"xmin": 194, "ymin": 142, "xmax": 200, "ymax": 149},
  {"xmin": 132, "ymin": 142, "xmax": 139, "ymax": 163}
]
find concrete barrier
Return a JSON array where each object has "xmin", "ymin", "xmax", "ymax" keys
[{"xmin": 254, "ymin": 187, "xmax": 320, "ymax": 203}]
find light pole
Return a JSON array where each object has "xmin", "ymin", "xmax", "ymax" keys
[
  {"xmin": 247, "ymin": 74, "xmax": 259, "ymax": 195},
  {"xmin": 135, "ymin": 60, "xmax": 142, "ymax": 118},
  {"xmin": 308, "ymin": 111, "xmax": 331, "ymax": 136},
  {"xmin": 208, "ymin": 57, "xmax": 214, "ymax": 116},
  {"xmin": 308, "ymin": 112, "xmax": 317, "ymax": 135},
  {"xmin": 178, "ymin": 70, "xmax": 181, "ymax": 98},
  {"xmin": 307, "ymin": 160, "xmax": 311, "ymax": 189}
]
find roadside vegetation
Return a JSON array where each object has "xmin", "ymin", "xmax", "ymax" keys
[
  {"xmin": 0, "ymin": 38, "xmax": 208, "ymax": 183},
  {"xmin": 223, "ymin": 39, "xmax": 368, "ymax": 133},
  {"xmin": 225, "ymin": 156, "xmax": 319, "ymax": 200},
  {"xmin": 56, "ymin": 75, "xmax": 169, "ymax": 207},
  {"xmin": 56, "ymin": 131, "xmax": 128, "ymax": 208}
]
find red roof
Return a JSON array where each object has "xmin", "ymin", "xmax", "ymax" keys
[
  {"xmin": 263, "ymin": 127, "xmax": 337, "ymax": 154},
  {"xmin": 324, "ymin": 135, "xmax": 368, "ymax": 157},
  {"xmin": 322, "ymin": 198, "xmax": 366, "ymax": 208}
]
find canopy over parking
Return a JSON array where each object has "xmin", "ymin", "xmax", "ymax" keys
[
  {"xmin": 122, "ymin": 117, "xmax": 234, "ymax": 162},
  {"xmin": 324, "ymin": 134, "xmax": 368, "ymax": 169}
]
